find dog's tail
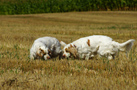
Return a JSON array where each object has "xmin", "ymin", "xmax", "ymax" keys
[
  {"xmin": 60, "ymin": 41, "xmax": 67, "ymax": 47},
  {"xmin": 119, "ymin": 39, "xmax": 135, "ymax": 53}
]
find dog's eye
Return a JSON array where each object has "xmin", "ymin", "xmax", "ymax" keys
[
  {"xmin": 65, "ymin": 48, "xmax": 68, "ymax": 52},
  {"xmin": 66, "ymin": 51, "xmax": 69, "ymax": 53}
]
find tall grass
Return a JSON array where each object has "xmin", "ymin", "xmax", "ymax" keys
[{"xmin": 0, "ymin": 0, "xmax": 137, "ymax": 15}]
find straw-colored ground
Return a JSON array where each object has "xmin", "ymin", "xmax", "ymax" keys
[{"xmin": 0, "ymin": 11, "xmax": 137, "ymax": 90}]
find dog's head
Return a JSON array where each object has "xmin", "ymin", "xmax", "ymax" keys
[
  {"xmin": 36, "ymin": 46, "xmax": 51, "ymax": 60},
  {"xmin": 62, "ymin": 44, "xmax": 78, "ymax": 58}
]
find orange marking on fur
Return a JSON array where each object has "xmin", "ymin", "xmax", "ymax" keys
[
  {"xmin": 36, "ymin": 52, "xmax": 42, "ymax": 57},
  {"xmin": 74, "ymin": 44, "xmax": 77, "ymax": 48},
  {"xmin": 87, "ymin": 39, "xmax": 90, "ymax": 46},
  {"xmin": 70, "ymin": 44, "xmax": 73, "ymax": 47},
  {"xmin": 40, "ymin": 48, "xmax": 46, "ymax": 55},
  {"xmin": 67, "ymin": 47, "xmax": 77, "ymax": 58}
]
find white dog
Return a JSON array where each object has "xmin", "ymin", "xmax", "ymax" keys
[
  {"xmin": 61, "ymin": 35, "xmax": 135, "ymax": 60},
  {"xmin": 30, "ymin": 37, "xmax": 63, "ymax": 60}
]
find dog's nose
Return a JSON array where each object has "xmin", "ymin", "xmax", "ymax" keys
[
  {"xmin": 63, "ymin": 54, "xmax": 66, "ymax": 58},
  {"xmin": 47, "ymin": 56, "xmax": 50, "ymax": 59}
]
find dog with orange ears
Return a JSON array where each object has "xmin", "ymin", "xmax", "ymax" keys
[
  {"xmin": 61, "ymin": 35, "xmax": 135, "ymax": 60},
  {"xmin": 30, "ymin": 37, "xmax": 63, "ymax": 60}
]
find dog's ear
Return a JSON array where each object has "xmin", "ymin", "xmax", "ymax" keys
[
  {"xmin": 119, "ymin": 39, "xmax": 135, "ymax": 53},
  {"xmin": 39, "ymin": 48, "xmax": 45, "ymax": 54},
  {"xmin": 66, "ymin": 47, "xmax": 78, "ymax": 58},
  {"xmin": 71, "ymin": 50, "xmax": 78, "ymax": 58},
  {"xmin": 36, "ymin": 48, "xmax": 45, "ymax": 57}
]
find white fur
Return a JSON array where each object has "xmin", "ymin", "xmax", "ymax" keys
[
  {"xmin": 62, "ymin": 35, "xmax": 135, "ymax": 60},
  {"xmin": 30, "ymin": 37, "xmax": 62, "ymax": 60},
  {"xmin": 60, "ymin": 41, "xmax": 67, "ymax": 47}
]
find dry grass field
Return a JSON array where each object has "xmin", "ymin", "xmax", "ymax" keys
[{"xmin": 0, "ymin": 11, "xmax": 137, "ymax": 90}]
